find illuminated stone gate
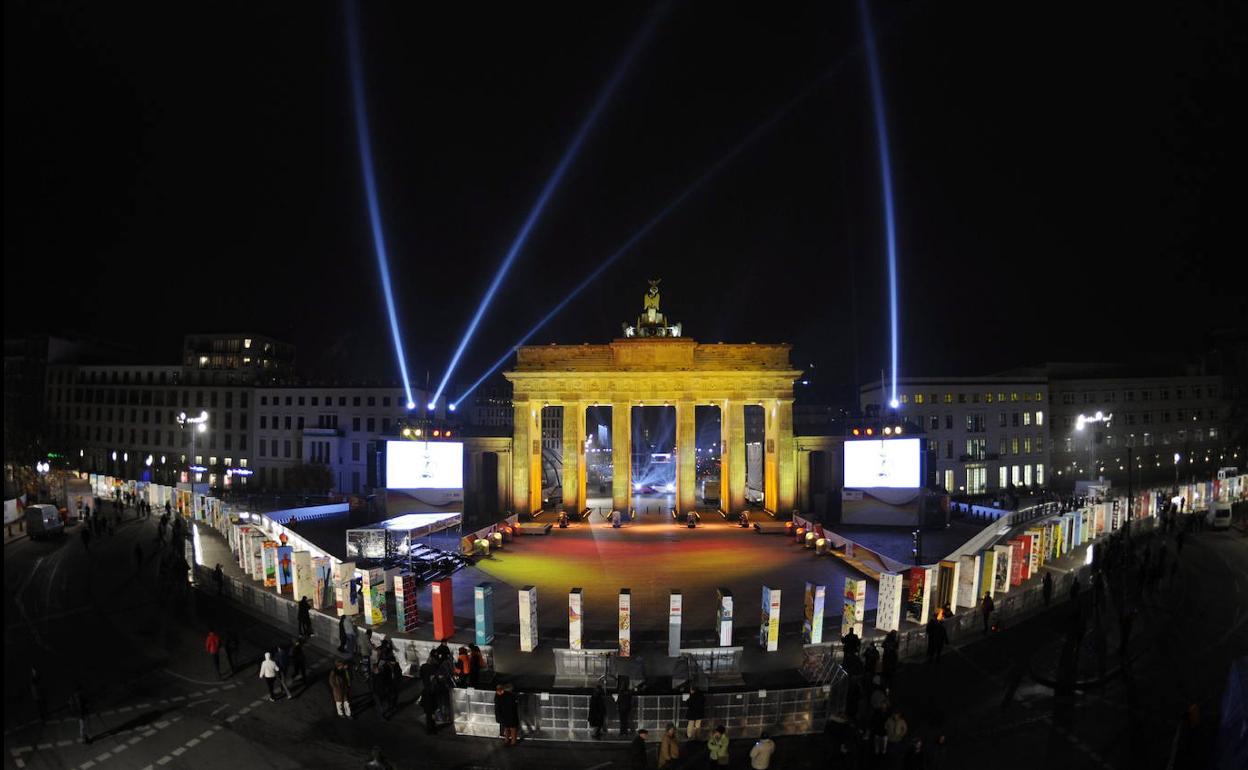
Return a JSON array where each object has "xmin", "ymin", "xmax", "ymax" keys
[{"xmin": 503, "ymin": 284, "xmax": 801, "ymax": 516}]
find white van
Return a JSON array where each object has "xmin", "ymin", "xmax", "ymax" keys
[
  {"xmin": 1208, "ymin": 501, "xmax": 1233, "ymax": 530},
  {"xmin": 25, "ymin": 503, "xmax": 65, "ymax": 539}
]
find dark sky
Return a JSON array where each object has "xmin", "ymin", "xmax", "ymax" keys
[{"xmin": 5, "ymin": 1, "xmax": 1245, "ymax": 403}]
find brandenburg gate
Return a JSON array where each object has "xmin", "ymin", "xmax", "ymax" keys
[{"xmin": 504, "ymin": 282, "xmax": 801, "ymax": 517}]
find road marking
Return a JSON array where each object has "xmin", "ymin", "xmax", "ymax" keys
[
  {"xmin": 172, "ymin": 746, "xmax": 187, "ymax": 755},
  {"xmin": 199, "ymin": 730, "xmax": 214, "ymax": 739}
]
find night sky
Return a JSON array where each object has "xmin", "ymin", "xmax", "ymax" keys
[{"xmin": 5, "ymin": 1, "xmax": 1244, "ymax": 403}]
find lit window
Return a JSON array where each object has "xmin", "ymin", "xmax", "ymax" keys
[
  {"xmin": 244, "ymin": 338, "xmax": 252, "ymax": 349},
  {"xmin": 1036, "ymin": 411, "xmax": 1044, "ymax": 426},
  {"xmin": 240, "ymin": 458, "xmax": 248, "ymax": 467},
  {"xmin": 1036, "ymin": 464, "xmax": 1044, "ymax": 485},
  {"xmin": 915, "ymin": 394, "xmax": 925, "ymax": 404},
  {"xmin": 1010, "ymin": 392, "xmax": 1019, "ymax": 402},
  {"xmin": 944, "ymin": 393, "xmax": 953, "ymax": 403},
  {"xmin": 1023, "ymin": 412, "xmax": 1032, "ymax": 426}
]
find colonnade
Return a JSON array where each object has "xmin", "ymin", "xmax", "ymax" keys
[{"xmin": 510, "ymin": 398, "xmax": 795, "ymax": 517}]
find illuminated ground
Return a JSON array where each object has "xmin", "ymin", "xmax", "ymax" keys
[{"xmin": 472, "ymin": 511, "xmax": 875, "ymax": 636}]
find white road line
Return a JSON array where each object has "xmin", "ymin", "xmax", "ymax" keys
[
  {"xmin": 199, "ymin": 730, "xmax": 214, "ymax": 739},
  {"xmin": 171, "ymin": 746, "xmax": 186, "ymax": 756}
]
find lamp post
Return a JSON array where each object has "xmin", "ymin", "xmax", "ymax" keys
[
  {"xmin": 1075, "ymin": 411, "xmax": 1112, "ymax": 482},
  {"xmin": 177, "ymin": 411, "xmax": 209, "ymax": 489}
]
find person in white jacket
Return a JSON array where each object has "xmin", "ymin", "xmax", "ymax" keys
[
  {"xmin": 258, "ymin": 652, "xmax": 282, "ymax": 701},
  {"xmin": 750, "ymin": 732, "xmax": 776, "ymax": 769}
]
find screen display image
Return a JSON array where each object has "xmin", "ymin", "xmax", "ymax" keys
[
  {"xmin": 844, "ymin": 438, "xmax": 921, "ymax": 489},
  {"xmin": 386, "ymin": 441, "xmax": 464, "ymax": 506}
]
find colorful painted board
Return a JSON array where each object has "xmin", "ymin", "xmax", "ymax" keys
[
  {"xmin": 395, "ymin": 573, "xmax": 419, "ymax": 632},
  {"xmin": 474, "ymin": 583, "xmax": 494, "ymax": 644},
  {"xmin": 716, "ymin": 589, "xmax": 734, "ymax": 647},
  {"xmin": 569, "ymin": 588, "xmax": 584, "ymax": 651},
  {"xmin": 618, "ymin": 589, "xmax": 632, "ymax": 657},
  {"xmin": 992, "ymin": 544, "xmax": 1012, "ymax": 594},
  {"xmin": 291, "ymin": 551, "xmax": 313, "ymax": 604},
  {"xmin": 876, "ymin": 572, "xmax": 903, "ymax": 632},
  {"xmin": 761, "ymin": 586, "xmax": 781, "ymax": 651},
  {"xmin": 518, "ymin": 585, "xmax": 538, "ymax": 652},
  {"xmin": 956, "ymin": 555, "xmax": 980, "ymax": 610},
  {"xmin": 668, "ymin": 590, "xmax": 683, "ymax": 657},
  {"xmin": 842, "ymin": 578, "xmax": 866, "ymax": 637},
  {"xmin": 803, "ymin": 583, "xmax": 826, "ymax": 643}
]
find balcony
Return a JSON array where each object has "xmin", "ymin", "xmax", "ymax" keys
[{"xmin": 302, "ymin": 427, "xmax": 342, "ymax": 437}]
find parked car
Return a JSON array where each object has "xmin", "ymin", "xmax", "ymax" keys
[{"xmin": 25, "ymin": 504, "xmax": 65, "ymax": 540}]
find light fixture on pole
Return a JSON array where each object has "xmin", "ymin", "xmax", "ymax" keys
[
  {"xmin": 1075, "ymin": 411, "xmax": 1112, "ymax": 482},
  {"xmin": 177, "ymin": 411, "xmax": 209, "ymax": 487}
]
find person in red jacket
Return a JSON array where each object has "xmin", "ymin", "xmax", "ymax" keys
[{"xmin": 205, "ymin": 630, "xmax": 222, "ymax": 679}]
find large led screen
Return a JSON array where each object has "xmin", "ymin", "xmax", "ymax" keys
[
  {"xmin": 386, "ymin": 441, "xmax": 464, "ymax": 491},
  {"xmin": 844, "ymin": 438, "xmax": 921, "ymax": 489}
]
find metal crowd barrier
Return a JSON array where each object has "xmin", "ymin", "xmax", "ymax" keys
[
  {"xmin": 680, "ymin": 647, "xmax": 744, "ymax": 686},
  {"xmin": 451, "ymin": 684, "xmax": 842, "ymax": 742},
  {"xmin": 553, "ymin": 648, "xmax": 617, "ymax": 688}
]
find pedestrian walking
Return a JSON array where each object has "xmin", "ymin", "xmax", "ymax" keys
[
  {"xmin": 980, "ymin": 593, "xmax": 995, "ymax": 635},
  {"xmin": 372, "ymin": 659, "xmax": 391, "ymax": 720},
  {"xmin": 259, "ymin": 652, "xmax": 281, "ymax": 701},
  {"xmin": 684, "ymin": 684, "xmax": 705, "ymax": 739},
  {"xmin": 841, "ymin": 627, "xmax": 861, "ymax": 659},
  {"xmin": 29, "ymin": 667, "xmax": 45, "ymax": 722},
  {"xmin": 870, "ymin": 705, "xmax": 889, "ymax": 755},
  {"xmin": 925, "ymin": 616, "xmax": 948, "ymax": 663},
  {"xmin": 339, "ymin": 616, "xmax": 356, "ymax": 654},
  {"xmin": 274, "ymin": 642, "xmax": 294, "ymax": 698},
  {"xmin": 468, "ymin": 644, "xmax": 484, "ymax": 688},
  {"xmin": 707, "ymin": 725, "xmax": 730, "ymax": 766},
  {"xmin": 494, "ymin": 685, "xmax": 519, "ymax": 746},
  {"xmin": 631, "ymin": 728, "xmax": 650, "ymax": 769},
  {"xmin": 1042, "ymin": 572, "xmax": 1054, "ymax": 606},
  {"xmin": 885, "ymin": 710, "xmax": 909, "ymax": 753},
  {"xmin": 589, "ymin": 683, "xmax": 607, "ymax": 739},
  {"xmin": 659, "ymin": 724, "xmax": 680, "ymax": 768},
  {"xmin": 364, "ymin": 746, "xmax": 394, "ymax": 770},
  {"xmin": 71, "ymin": 684, "xmax": 91, "ymax": 744},
  {"xmin": 329, "ymin": 659, "xmax": 353, "ymax": 718},
  {"xmin": 750, "ymin": 731, "xmax": 776, "ymax": 769},
  {"xmin": 205, "ymin": 630, "xmax": 223, "ymax": 679},
  {"xmin": 863, "ymin": 642, "xmax": 880, "ymax": 677},
  {"xmin": 213, "ymin": 564, "xmax": 225, "ymax": 596},
  {"xmin": 291, "ymin": 639, "xmax": 308, "ymax": 685},
  {"xmin": 618, "ymin": 685, "xmax": 634, "ymax": 737},
  {"xmin": 881, "ymin": 631, "xmax": 899, "ymax": 684},
  {"xmin": 298, "ymin": 596, "xmax": 313, "ymax": 637},
  {"xmin": 419, "ymin": 677, "xmax": 439, "ymax": 734},
  {"xmin": 223, "ymin": 630, "xmax": 240, "ymax": 675}
]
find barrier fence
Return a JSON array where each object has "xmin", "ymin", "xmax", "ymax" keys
[{"xmin": 450, "ymin": 683, "xmax": 844, "ymax": 742}]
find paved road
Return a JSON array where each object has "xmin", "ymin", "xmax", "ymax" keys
[{"xmin": 6, "ymin": 508, "xmax": 1245, "ymax": 769}]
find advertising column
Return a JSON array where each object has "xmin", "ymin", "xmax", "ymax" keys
[
  {"xmin": 395, "ymin": 573, "xmax": 419, "ymax": 632},
  {"xmin": 802, "ymin": 582, "xmax": 826, "ymax": 643},
  {"xmin": 715, "ymin": 589, "xmax": 734, "ymax": 647},
  {"xmin": 842, "ymin": 578, "xmax": 866, "ymax": 637},
  {"xmin": 519, "ymin": 586, "xmax": 538, "ymax": 652},
  {"xmin": 431, "ymin": 578, "xmax": 455, "ymax": 641},
  {"xmin": 474, "ymin": 583, "xmax": 494, "ymax": 645},
  {"xmin": 760, "ymin": 586, "xmax": 781, "ymax": 652},
  {"xmin": 569, "ymin": 588, "xmax": 584, "ymax": 651},
  {"xmin": 875, "ymin": 573, "xmax": 902, "ymax": 632},
  {"xmin": 668, "ymin": 590, "xmax": 683, "ymax": 657},
  {"xmin": 618, "ymin": 589, "xmax": 632, "ymax": 657}
]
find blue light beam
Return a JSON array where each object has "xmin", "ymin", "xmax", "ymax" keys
[
  {"xmin": 345, "ymin": 0, "xmax": 415, "ymax": 408},
  {"xmin": 431, "ymin": 4, "xmax": 668, "ymax": 408},
  {"xmin": 857, "ymin": 0, "xmax": 902, "ymax": 409},
  {"xmin": 451, "ymin": 62, "xmax": 851, "ymax": 409}
]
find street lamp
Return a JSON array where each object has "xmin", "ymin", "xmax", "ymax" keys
[
  {"xmin": 177, "ymin": 411, "xmax": 209, "ymax": 487},
  {"xmin": 1174, "ymin": 452, "xmax": 1181, "ymax": 487},
  {"xmin": 1075, "ymin": 411, "xmax": 1112, "ymax": 482},
  {"xmin": 145, "ymin": 454, "xmax": 153, "ymax": 482}
]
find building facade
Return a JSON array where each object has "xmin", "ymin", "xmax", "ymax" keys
[
  {"xmin": 1042, "ymin": 367, "xmax": 1233, "ymax": 488},
  {"xmin": 860, "ymin": 377, "xmax": 1051, "ymax": 496}
]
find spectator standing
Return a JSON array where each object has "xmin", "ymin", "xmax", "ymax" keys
[
  {"xmin": 329, "ymin": 659, "xmax": 352, "ymax": 718},
  {"xmin": 749, "ymin": 731, "xmax": 776, "ymax": 769},
  {"xmin": 659, "ymin": 724, "xmax": 680, "ymax": 768},
  {"xmin": 1042, "ymin": 572, "xmax": 1054, "ymax": 606},
  {"xmin": 631, "ymin": 728, "xmax": 650, "ymax": 769},
  {"xmin": 685, "ymin": 685, "xmax": 706, "ymax": 739},
  {"xmin": 981, "ymin": 593, "xmax": 995, "ymax": 635},
  {"xmin": 707, "ymin": 725, "xmax": 730, "ymax": 766},
  {"xmin": 589, "ymin": 684, "xmax": 607, "ymax": 739},
  {"xmin": 297, "ymin": 596, "xmax": 312, "ymax": 636}
]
